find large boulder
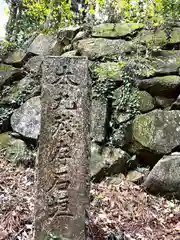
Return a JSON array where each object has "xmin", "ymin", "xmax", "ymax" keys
[
  {"xmin": 57, "ymin": 25, "xmax": 82, "ymax": 45},
  {"xmin": 151, "ymin": 50, "xmax": 180, "ymax": 76},
  {"xmin": 138, "ymin": 27, "xmax": 180, "ymax": 47},
  {"xmin": 3, "ymin": 50, "xmax": 33, "ymax": 67},
  {"xmin": 0, "ymin": 75, "xmax": 40, "ymax": 133},
  {"xmin": 11, "ymin": 96, "xmax": 41, "ymax": 140},
  {"xmin": 92, "ymin": 23, "xmax": 143, "ymax": 38},
  {"xmin": 111, "ymin": 87, "xmax": 154, "ymax": 149},
  {"xmin": 27, "ymin": 33, "xmax": 61, "ymax": 55},
  {"xmin": 155, "ymin": 96, "xmax": 175, "ymax": 109},
  {"xmin": 0, "ymin": 65, "xmax": 25, "ymax": 132},
  {"xmin": 28, "ymin": 26, "xmax": 82, "ymax": 56},
  {"xmin": 24, "ymin": 56, "xmax": 43, "ymax": 75},
  {"xmin": 91, "ymin": 143, "xmax": 131, "ymax": 182},
  {"xmin": 132, "ymin": 50, "xmax": 180, "ymax": 78},
  {"xmin": 76, "ymin": 38, "xmax": 133, "ymax": 60},
  {"xmin": 136, "ymin": 76, "xmax": 180, "ymax": 98},
  {"xmin": 0, "ymin": 132, "xmax": 33, "ymax": 165},
  {"xmin": 0, "ymin": 64, "xmax": 24, "ymax": 89},
  {"xmin": 132, "ymin": 89, "xmax": 155, "ymax": 113},
  {"xmin": 91, "ymin": 98, "xmax": 107, "ymax": 143},
  {"xmin": 94, "ymin": 50, "xmax": 180, "ymax": 79},
  {"xmin": 152, "ymin": 49, "xmax": 180, "ymax": 58},
  {"xmin": 131, "ymin": 110, "xmax": 180, "ymax": 164},
  {"xmin": 143, "ymin": 153, "xmax": 180, "ymax": 199},
  {"xmin": 0, "ymin": 75, "xmax": 40, "ymax": 107}
]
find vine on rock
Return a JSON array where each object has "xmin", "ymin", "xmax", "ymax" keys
[{"xmin": 111, "ymin": 55, "xmax": 155, "ymax": 147}]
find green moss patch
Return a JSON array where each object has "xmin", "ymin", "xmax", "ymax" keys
[{"xmin": 92, "ymin": 23, "xmax": 143, "ymax": 38}]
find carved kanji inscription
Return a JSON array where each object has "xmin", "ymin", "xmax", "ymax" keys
[{"xmin": 34, "ymin": 57, "xmax": 91, "ymax": 240}]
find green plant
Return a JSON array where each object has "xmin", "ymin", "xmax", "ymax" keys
[
  {"xmin": 92, "ymin": 64, "xmax": 122, "ymax": 100},
  {"xmin": 5, "ymin": 0, "xmax": 180, "ymax": 47},
  {"xmin": 47, "ymin": 232, "xmax": 61, "ymax": 240},
  {"xmin": 110, "ymin": 54, "xmax": 155, "ymax": 146}
]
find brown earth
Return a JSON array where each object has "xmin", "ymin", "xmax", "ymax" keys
[{"xmin": 0, "ymin": 159, "xmax": 180, "ymax": 240}]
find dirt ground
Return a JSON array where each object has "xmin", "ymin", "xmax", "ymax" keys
[{"xmin": 0, "ymin": 159, "xmax": 180, "ymax": 240}]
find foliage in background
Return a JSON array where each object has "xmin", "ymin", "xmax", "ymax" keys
[
  {"xmin": 4, "ymin": 0, "xmax": 180, "ymax": 47},
  {"xmin": 5, "ymin": 0, "xmax": 73, "ymax": 47}
]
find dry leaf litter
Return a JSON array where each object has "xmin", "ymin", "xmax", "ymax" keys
[{"xmin": 0, "ymin": 159, "xmax": 180, "ymax": 240}]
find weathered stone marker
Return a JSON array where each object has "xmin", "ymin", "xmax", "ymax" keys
[{"xmin": 34, "ymin": 57, "xmax": 91, "ymax": 240}]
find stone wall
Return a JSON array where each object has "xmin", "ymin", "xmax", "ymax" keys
[{"xmin": 0, "ymin": 23, "xmax": 180, "ymax": 198}]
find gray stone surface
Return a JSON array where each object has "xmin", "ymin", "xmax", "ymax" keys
[
  {"xmin": 132, "ymin": 110, "xmax": 180, "ymax": 156},
  {"xmin": 137, "ymin": 28, "xmax": 180, "ymax": 46},
  {"xmin": 72, "ymin": 31, "xmax": 87, "ymax": 42},
  {"xmin": 132, "ymin": 89, "xmax": 155, "ymax": 113},
  {"xmin": 0, "ymin": 64, "xmax": 23, "ymax": 89},
  {"xmin": 155, "ymin": 96, "xmax": 175, "ymax": 109},
  {"xmin": 91, "ymin": 98, "xmax": 107, "ymax": 143},
  {"xmin": 91, "ymin": 145, "xmax": 131, "ymax": 182},
  {"xmin": 34, "ymin": 57, "xmax": 91, "ymax": 240},
  {"xmin": 136, "ymin": 76, "xmax": 180, "ymax": 98},
  {"xmin": 143, "ymin": 153, "xmax": 180, "ymax": 199},
  {"xmin": 135, "ymin": 50, "xmax": 180, "ymax": 77},
  {"xmin": 76, "ymin": 38, "xmax": 133, "ymax": 60},
  {"xmin": 0, "ymin": 132, "xmax": 33, "ymax": 165},
  {"xmin": 152, "ymin": 52, "xmax": 180, "ymax": 76},
  {"xmin": 61, "ymin": 50, "xmax": 77, "ymax": 57},
  {"xmin": 10, "ymin": 96, "xmax": 41, "ymax": 139},
  {"xmin": 92, "ymin": 23, "xmax": 143, "ymax": 38},
  {"xmin": 126, "ymin": 170, "xmax": 144, "ymax": 184},
  {"xmin": 58, "ymin": 25, "xmax": 82, "ymax": 45},
  {"xmin": 0, "ymin": 65, "xmax": 25, "ymax": 132},
  {"xmin": 24, "ymin": 56, "xmax": 43, "ymax": 74},
  {"xmin": 115, "ymin": 113, "xmax": 132, "ymax": 124},
  {"xmin": 171, "ymin": 94, "xmax": 180, "ymax": 110},
  {"xmin": 27, "ymin": 33, "xmax": 61, "ymax": 55},
  {"xmin": 0, "ymin": 75, "xmax": 40, "ymax": 106},
  {"xmin": 3, "ymin": 50, "xmax": 32, "ymax": 67}
]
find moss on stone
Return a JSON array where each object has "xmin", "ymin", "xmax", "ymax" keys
[
  {"xmin": 10, "ymin": 52, "xmax": 23, "ymax": 63},
  {"xmin": 132, "ymin": 89, "xmax": 155, "ymax": 113},
  {"xmin": 170, "ymin": 28, "xmax": 180, "ymax": 44},
  {"xmin": 132, "ymin": 110, "xmax": 180, "ymax": 158},
  {"xmin": 152, "ymin": 50, "xmax": 180, "ymax": 57},
  {"xmin": 0, "ymin": 133, "xmax": 11, "ymax": 147},
  {"xmin": 138, "ymin": 28, "xmax": 180, "ymax": 47},
  {"xmin": 133, "ymin": 112, "xmax": 156, "ymax": 149},
  {"xmin": 11, "ymin": 85, "xmax": 19, "ymax": 95},
  {"xmin": 95, "ymin": 62, "xmax": 123, "ymax": 80},
  {"xmin": 92, "ymin": 23, "xmax": 143, "ymax": 38},
  {"xmin": 153, "ymin": 75, "xmax": 180, "ymax": 81},
  {"xmin": 139, "ymin": 30, "xmax": 166, "ymax": 46},
  {"xmin": 0, "ymin": 133, "xmax": 32, "ymax": 164},
  {"xmin": 0, "ymin": 64, "xmax": 15, "ymax": 71}
]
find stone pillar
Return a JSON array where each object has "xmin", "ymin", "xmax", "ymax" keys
[{"xmin": 34, "ymin": 57, "xmax": 91, "ymax": 240}]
